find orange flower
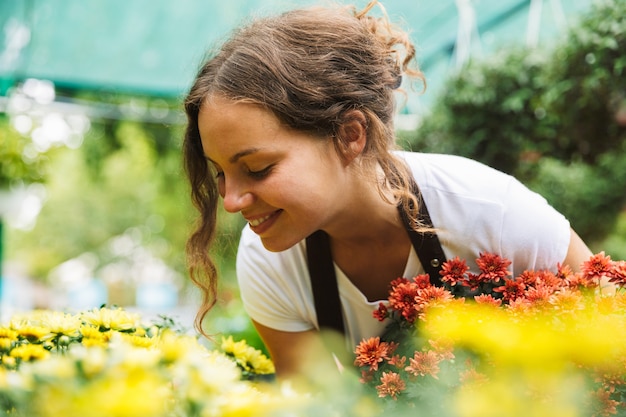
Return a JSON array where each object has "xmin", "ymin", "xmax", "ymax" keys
[
  {"xmin": 354, "ymin": 337, "xmax": 394, "ymax": 371},
  {"xmin": 474, "ymin": 294, "xmax": 502, "ymax": 306},
  {"xmin": 404, "ymin": 350, "xmax": 442, "ymax": 379},
  {"xmin": 414, "ymin": 286, "xmax": 453, "ymax": 318},
  {"xmin": 376, "ymin": 371, "xmax": 406, "ymax": 400},
  {"xmin": 590, "ymin": 386, "xmax": 619, "ymax": 417},
  {"xmin": 582, "ymin": 252, "xmax": 613, "ymax": 282}
]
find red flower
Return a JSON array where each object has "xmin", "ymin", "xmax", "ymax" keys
[
  {"xmin": 476, "ymin": 252, "xmax": 512, "ymax": 283},
  {"xmin": 582, "ymin": 252, "xmax": 612, "ymax": 282},
  {"xmin": 373, "ymin": 302, "xmax": 389, "ymax": 322},
  {"xmin": 461, "ymin": 272, "xmax": 488, "ymax": 291},
  {"xmin": 405, "ymin": 350, "xmax": 442, "ymax": 379},
  {"xmin": 413, "ymin": 274, "xmax": 433, "ymax": 288},
  {"xmin": 354, "ymin": 337, "xmax": 393, "ymax": 371},
  {"xmin": 440, "ymin": 256, "xmax": 469, "ymax": 286},
  {"xmin": 376, "ymin": 371, "xmax": 406, "ymax": 400},
  {"xmin": 388, "ymin": 279, "xmax": 421, "ymax": 323},
  {"xmin": 608, "ymin": 260, "xmax": 626, "ymax": 286},
  {"xmin": 493, "ymin": 278, "xmax": 526, "ymax": 303}
]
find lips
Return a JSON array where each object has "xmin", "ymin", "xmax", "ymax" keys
[
  {"xmin": 248, "ymin": 213, "xmax": 273, "ymax": 227},
  {"xmin": 245, "ymin": 210, "xmax": 282, "ymax": 234}
]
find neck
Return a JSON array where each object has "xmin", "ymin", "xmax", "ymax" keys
[{"xmin": 323, "ymin": 180, "xmax": 405, "ymax": 248}]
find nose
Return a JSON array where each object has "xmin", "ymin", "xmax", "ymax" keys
[{"xmin": 221, "ymin": 180, "xmax": 254, "ymax": 213}]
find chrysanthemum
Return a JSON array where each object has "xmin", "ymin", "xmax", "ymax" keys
[
  {"xmin": 404, "ymin": 350, "xmax": 441, "ymax": 379},
  {"xmin": 493, "ymin": 278, "xmax": 526, "ymax": 303},
  {"xmin": 376, "ymin": 371, "xmax": 406, "ymax": 400},
  {"xmin": 590, "ymin": 386, "xmax": 619, "ymax": 417},
  {"xmin": 414, "ymin": 286, "xmax": 454, "ymax": 317},
  {"xmin": 81, "ymin": 307, "xmax": 140, "ymax": 332},
  {"xmin": 221, "ymin": 336, "xmax": 275, "ymax": 375},
  {"xmin": 581, "ymin": 252, "xmax": 612, "ymax": 282},
  {"xmin": 9, "ymin": 344, "xmax": 50, "ymax": 362},
  {"xmin": 548, "ymin": 288, "xmax": 585, "ymax": 312},
  {"xmin": 34, "ymin": 311, "xmax": 82, "ymax": 339},
  {"xmin": 523, "ymin": 284, "xmax": 555, "ymax": 308},
  {"xmin": 15, "ymin": 326, "xmax": 52, "ymax": 343},
  {"xmin": 354, "ymin": 337, "xmax": 393, "ymax": 371},
  {"xmin": 373, "ymin": 302, "xmax": 389, "ymax": 322},
  {"xmin": 388, "ymin": 279, "xmax": 421, "ymax": 323},
  {"xmin": 440, "ymin": 256, "xmax": 469, "ymax": 286},
  {"xmin": 608, "ymin": 260, "xmax": 626, "ymax": 286},
  {"xmin": 461, "ymin": 272, "xmax": 488, "ymax": 291},
  {"xmin": 474, "ymin": 294, "xmax": 502, "ymax": 307},
  {"xmin": 476, "ymin": 252, "xmax": 512, "ymax": 282},
  {"xmin": 387, "ymin": 354, "xmax": 406, "ymax": 369}
]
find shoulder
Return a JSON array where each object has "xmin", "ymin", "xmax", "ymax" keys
[
  {"xmin": 396, "ymin": 151, "xmax": 514, "ymax": 200},
  {"xmin": 236, "ymin": 225, "xmax": 317, "ymax": 332},
  {"xmin": 395, "ymin": 151, "xmax": 570, "ymax": 273}
]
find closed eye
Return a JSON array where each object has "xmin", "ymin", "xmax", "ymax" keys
[{"xmin": 247, "ymin": 165, "xmax": 273, "ymax": 179}]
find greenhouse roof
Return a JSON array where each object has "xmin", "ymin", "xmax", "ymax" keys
[{"xmin": 0, "ymin": 0, "xmax": 594, "ymax": 114}]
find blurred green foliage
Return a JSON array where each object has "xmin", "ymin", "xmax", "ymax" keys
[
  {"xmin": 406, "ymin": 0, "xmax": 626, "ymax": 250},
  {"xmin": 0, "ymin": 116, "xmax": 46, "ymax": 187}
]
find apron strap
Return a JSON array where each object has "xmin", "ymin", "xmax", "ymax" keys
[{"xmin": 306, "ymin": 180, "xmax": 446, "ymax": 334}]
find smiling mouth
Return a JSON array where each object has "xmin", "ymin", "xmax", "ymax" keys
[{"xmin": 248, "ymin": 213, "xmax": 274, "ymax": 227}]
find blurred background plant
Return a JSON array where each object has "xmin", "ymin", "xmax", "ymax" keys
[{"xmin": 405, "ymin": 0, "xmax": 626, "ymax": 251}]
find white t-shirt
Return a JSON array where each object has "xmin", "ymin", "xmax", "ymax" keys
[{"xmin": 236, "ymin": 152, "xmax": 571, "ymax": 347}]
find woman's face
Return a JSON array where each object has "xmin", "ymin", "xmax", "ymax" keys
[{"xmin": 198, "ymin": 96, "xmax": 351, "ymax": 252}]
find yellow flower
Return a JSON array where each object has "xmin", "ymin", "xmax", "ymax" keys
[
  {"xmin": 80, "ymin": 325, "xmax": 111, "ymax": 347},
  {"xmin": 158, "ymin": 330, "xmax": 199, "ymax": 364},
  {"xmin": 15, "ymin": 325, "xmax": 50, "ymax": 342},
  {"xmin": 80, "ymin": 307, "xmax": 140, "ymax": 332},
  {"xmin": 221, "ymin": 336, "xmax": 275, "ymax": 375},
  {"xmin": 10, "ymin": 344, "xmax": 50, "ymax": 362},
  {"xmin": 42, "ymin": 311, "xmax": 82, "ymax": 337},
  {"xmin": 118, "ymin": 332, "xmax": 157, "ymax": 349},
  {"xmin": 0, "ymin": 328, "xmax": 18, "ymax": 340},
  {"xmin": 0, "ymin": 328, "xmax": 18, "ymax": 352},
  {"xmin": 34, "ymin": 367, "xmax": 171, "ymax": 417}
]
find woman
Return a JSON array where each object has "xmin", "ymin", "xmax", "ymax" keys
[{"xmin": 182, "ymin": 1, "xmax": 592, "ymax": 378}]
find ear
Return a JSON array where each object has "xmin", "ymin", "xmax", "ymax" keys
[{"xmin": 336, "ymin": 110, "xmax": 367, "ymax": 164}]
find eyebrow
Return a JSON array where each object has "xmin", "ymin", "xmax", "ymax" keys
[{"xmin": 205, "ymin": 147, "xmax": 261, "ymax": 164}]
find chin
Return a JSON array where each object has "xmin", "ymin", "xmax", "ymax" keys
[{"xmin": 260, "ymin": 236, "xmax": 301, "ymax": 253}]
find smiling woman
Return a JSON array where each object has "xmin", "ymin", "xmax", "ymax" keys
[{"xmin": 181, "ymin": 0, "xmax": 592, "ymax": 380}]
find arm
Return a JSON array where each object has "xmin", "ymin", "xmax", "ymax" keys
[
  {"xmin": 563, "ymin": 228, "xmax": 616, "ymax": 293},
  {"xmin": 252, "ymin": 320, "xmax": 345, "ymax": 381},
  {"xmin": 562, "ymin": 228, "xmax": 593, "ymax": 272}
]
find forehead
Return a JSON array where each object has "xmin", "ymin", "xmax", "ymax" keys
[{"xmin": 198, "ymin": 97, "xmax": 283, "ymax": 155}]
